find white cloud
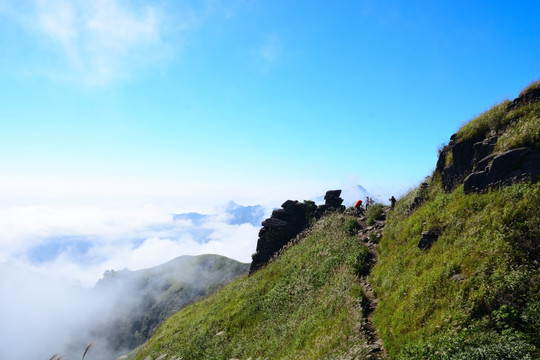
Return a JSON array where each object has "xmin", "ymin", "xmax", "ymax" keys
[
  {"xmin": 0, "ymin": 200, "xmax": 262, "ymax": 287},
  {"xmin": 23, "ymin": 0, "xmax": 170, "ymax": 85}
]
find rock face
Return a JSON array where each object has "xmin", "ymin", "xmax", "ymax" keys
[
  {"xmin": 464, "ymin": 148, "xmax": 540, "ymax": 193},
  {"xmin": 249, "ymin": 190, "xmax": 345, "ymax": 274},
  {"xmin": 437, "ymin": 137, "xmax": 479, "ymax": 191},
  {"xmin": 436, "ymin": 88, "xmax": 540, "ymax": 193}
]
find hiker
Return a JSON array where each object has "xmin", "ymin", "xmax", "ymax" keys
[
  {"xmin": 366, "ymin": 196, "xmax": 374, "ymax": 209},
  {"xmin": 354, "ymin": 199, "xmax": 363, "ymax": 215},
  {"xmin": 389, "ymin": 196, "xmax": 396, "ymax": 209}
]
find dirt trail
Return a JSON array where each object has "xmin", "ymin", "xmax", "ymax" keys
[{"xmin": 357, "ymin": 211, "xmax": 388, "ymax": 360}]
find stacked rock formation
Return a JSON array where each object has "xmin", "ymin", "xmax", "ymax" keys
[
  {"xmin": 315, "ymin": 189, "xmax": 346, "ymax": 217},
  {"xmin": 249, "ymin": 190, "xmax": 345, "ymax": 274}
]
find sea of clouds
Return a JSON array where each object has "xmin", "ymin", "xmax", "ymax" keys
[{"xmin": 0, "ymin": 199, "xmax": 269, "ymax": 359}]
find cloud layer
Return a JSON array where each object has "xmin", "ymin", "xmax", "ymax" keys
[
  {"xmin": 0, "ymin": 199, "xmax": 266, "ymax": 358},
  {"xmin": 0, "ymin": 201, "xmax": 266, "ymax": 287}
]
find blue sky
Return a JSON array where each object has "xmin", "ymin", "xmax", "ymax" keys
[{"xmin": 0, "ymin": 0, "xmax": 539, "ymax": 284}]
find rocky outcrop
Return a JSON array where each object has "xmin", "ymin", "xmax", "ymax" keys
[
  {"xmin": 464, "ymin": 147, "xmax": 540, "ymax": 193},
  {"xmin": 436, "ymin": 88, "xmax": 539, "ymax": 193},
  {"xmin": 437, "ymin": 137, "xmax": 479, "ymax": 191},
  {"xmin": 315, "ymin": 189, "xmax": 346, "ymax": 217},
  {"xmin": 507, "ymin": 87, "xmax": 540, "ymax": 110},
  {"xmin": 249, "ymin": 190, "xmax": 345, "ymax": 274}
]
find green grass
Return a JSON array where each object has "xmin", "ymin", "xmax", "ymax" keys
[
  {"xmin": 371, "ymin": 182, "xmax": 540, "ymax": 359},
  {"xmin": 495, "ymin": 101, "xmax": 540, "ymax": 152},
  {"xmin": 134, "ymin": 213, "xmax": 372, "ymax": 360},
  {"xmin": 366, "ymin": 203, "xmax": 384, "ymax": 225},
  {"xmin": 456, "ymin": 100, "xmax": 511, "ymax": 142},
  {"xmin": 454, "ymin": 82, "xmax": 539, "ymax": 148},
  {"xmin": 519, "ymin": 79, "xmax": 540, "ymax": 97},
  {"xmin": 132, "ymin": 82, "xmax": 539, "ymax": 360}
]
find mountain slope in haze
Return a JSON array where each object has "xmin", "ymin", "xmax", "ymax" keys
[{"xmin": 95, "ymin": 254, "xmax": 249, "ymax": 356}]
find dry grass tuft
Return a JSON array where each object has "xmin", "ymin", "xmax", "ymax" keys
[
  {"xmin": 82, "ymin": 342, "xmax": 95, "ymax": 360},
  {"xmin": 49, "ymin": 354, "xmax": 67, "ymax": 360},
  {"xmin": 49, "ymin": 342, "xmax": 95, "ymax": 360}
]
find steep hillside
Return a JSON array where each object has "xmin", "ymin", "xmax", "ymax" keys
[
  {"xmin": 133, "ymin": 213, "xmax": 374, "ymax": 360},
  {"xmin": 129, "ymin": 81, "xmax": 539, "ymax": 360},
  {"xmin": 95, "ymin": 254, "xmax": 249, "ymax": 355},
  {"xmin": 371, "ymin": 82, "xmax": 540, "ymax": 359}
]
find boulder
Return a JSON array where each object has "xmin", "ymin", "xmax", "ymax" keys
[{"xmin": 418, "ymin": 229, "xmax": 440, "ymax": 250}]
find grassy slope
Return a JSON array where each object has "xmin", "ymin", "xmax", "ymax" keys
[
  {"xmin": 371, "ymin": 82, "xmax": 540, "ymax": 359},
  {"xmin": 134, "ymin": 214, "xmax": 371, "ymax": 360},
  {"xmin": 372, "ymin": 182, "xmax": 539, "ymax": 359},
  {"xmin": 133, "ymin": 81, "xmax": 539, "ymax": 360},
  {"xmin": 98, "ymin": 255, "xmax": 249, "ymax": 354}
]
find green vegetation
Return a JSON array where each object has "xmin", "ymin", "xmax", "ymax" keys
[
  {"xmin": 371, "ymin": 181, "xmax": 540, "ymax": 359},
  {"xmin": 366, "ymin": 203, "xmax": 384, "ymax": 225},
  {"xmin": 134, "ymin": 214, "xmax": 372, "ymax": 360},
  {"xmin": 371, "ymin": 84, "xmax": 540, "ymax": 359},
  {"xmin": 98, "ymin": 254, "xmax": 249, "ymax": 353},
  {"xmin": 456, "ymin": 100, "xmax": 511, "ymax": 142},
  {"xmin": 495, "ymin": 101, "xmax": 540, "ymax": 152},
  {"xmin": 343, "ymin": 216, "xmax": 361, "ymax": 234},
  {"xmin": 455, "ymin": 81, "xmax": 539, "ymax": 147},
  {"xmin": 519, "ymin": 79, "xmax": 540, "ymax": 97},
  {"xmin": 131, "ymin": 82, "xmax": 539, "ymax": 360}
]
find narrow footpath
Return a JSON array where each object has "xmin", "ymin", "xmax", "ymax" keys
[{"xmin": 356, "ymin": 208, "xmax": 389, "ymax": 360}]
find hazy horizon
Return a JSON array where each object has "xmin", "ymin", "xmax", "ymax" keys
[{"xmin": 0, "ymin": 1, "xmax": 539, "ymax": 358}]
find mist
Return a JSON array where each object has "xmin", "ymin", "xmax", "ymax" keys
[
  {"xmin": 0, "ymin": 263, "xmax": 118, "ymax": 359},
  {"xmin": 1, "ymin": 253, "xmax": 249, "ymax": 359},
  {"xmin": 0, "ymin": 186, "xmax": 380, "ymax": 359},
  {"xmin": 0, "ymin": 201, "xmax": 263, "ymax": 359}
]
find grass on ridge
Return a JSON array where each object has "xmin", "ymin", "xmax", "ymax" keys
[
  {"xmin": 456, "ymin": 100, "xmax": 511, "ymax": 142},
  {"xmin": 134, "ymin": 213, "xmax": 372, "ymax": 360},
  {"xmin": 371, "ymin": 181, "xmax": 540, "ymax": 359},
  {"xmin": 519, "ymin": 79, "xmax": 540, "ymax": 97}
]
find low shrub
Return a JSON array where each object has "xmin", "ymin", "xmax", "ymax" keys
[
  {"xmin": 343, "ymin": 217, "xmax": 361, "ymax": 235},
  {"xmin": 366, "ymin": 203, "xmax": 384, "ymax": 225}
]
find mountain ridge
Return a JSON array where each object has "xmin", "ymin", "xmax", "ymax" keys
[{"xmin": 127, "ymin": 80, "xmax": 539, "ymax": 360}]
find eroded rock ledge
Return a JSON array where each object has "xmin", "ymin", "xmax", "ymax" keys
[{"xmin": 249, "ymin": 190, "xmax": 345, "ymax": 274}]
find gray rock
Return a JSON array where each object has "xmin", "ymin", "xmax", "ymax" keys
[
  {"xmin": 464, "ymin": 147, "xmax": 540, "ymax": 193},
  {"xmin": 418, "ymin": 229, "xmax": 440, "ymax": 250}
]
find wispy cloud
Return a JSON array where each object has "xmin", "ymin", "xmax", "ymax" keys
[
  {"xmin": 8, "ymin": 0, "xmax": 171, "ymax": 86},
  {"xmin": 258, "ymin": 33, "xmax": 281, "ymax": 72}
]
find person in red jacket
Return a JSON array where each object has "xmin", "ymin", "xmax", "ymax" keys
[{"xmin": 354, "ymin": 199, "xmax": 363, "ymax": 216}]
